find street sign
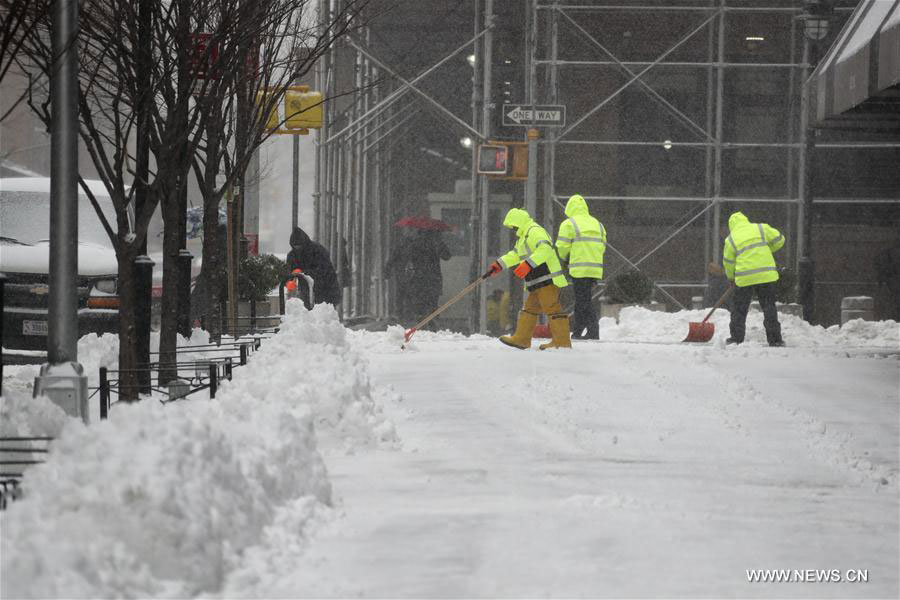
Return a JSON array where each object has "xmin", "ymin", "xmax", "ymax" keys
[{"xmin": 502, "ymin": 104, "xmax": 566, "ymax": 127}]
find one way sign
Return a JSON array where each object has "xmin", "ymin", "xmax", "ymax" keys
[{"xmin": 502, "ymin": 104, "xmax": 566, "ymax": 127}]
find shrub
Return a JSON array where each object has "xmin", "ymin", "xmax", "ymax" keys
[
  {"xmin": 606, "ymin": 270, "xmax": 654, "ymax": 304},
  {"xmin": 238, "ymin": 254, "xmax": 291, "ymax": 302}
]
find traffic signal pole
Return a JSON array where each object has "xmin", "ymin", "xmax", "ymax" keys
[
  {"xmin": 34, "ymin": 0, "xmax": 89, "ymax": 422},
  {"xmin": 478, "ymin": 0, "xmax": 494, "ymax": 334}
]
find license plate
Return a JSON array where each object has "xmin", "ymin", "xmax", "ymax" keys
[{"xmin": 22, "ymin": 320, "xmax": 48, "ymax": 336}]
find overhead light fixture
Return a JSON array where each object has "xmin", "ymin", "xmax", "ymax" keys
[
  {"xmin": 466, "ymin": 54, "xmax": 476, "ymax": 67},
  {"xmin": 504, "ymin": 59, "xmax": 512, "ymax": 64},
  {"xmin": 663, "ymin": 140, "xmax": 673, "ymax": 150},
  {"xmin": 460, "ymin": 136, "xmax": 473, "ymax": 149},
  {"xmin": 745, "ymin": 36, "xmax": 765, "ymax": 42}
]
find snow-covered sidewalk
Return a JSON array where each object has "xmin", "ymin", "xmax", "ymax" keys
[{"xmin": 2, "ymin": 307, "xmax": 898, "ymax": 598}]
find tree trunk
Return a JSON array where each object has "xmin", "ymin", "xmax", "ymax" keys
[
  {"xmin": 116, "ymin": 246, "xmax": 138, "ymax": 402},
  {"xmin": 158, "ymin": 183, "xmax": 182, "ymax": 386}
]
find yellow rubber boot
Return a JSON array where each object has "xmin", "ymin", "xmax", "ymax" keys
[
  {"xmin": 539, "ymin": 314, "xmax": 572, "ymax": 350},
  {"xmin": 499, "ymin": 310, "xmax": 539, "ymax": 350}
]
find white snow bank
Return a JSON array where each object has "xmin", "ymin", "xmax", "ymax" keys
[
  {"xmin": 600, "ymin": 306, "xmax": 899, "ymax": 348},
  {"xmin": 224, "ymin": 300, "xmax": 397, "ymax": 450},
  {"xmin": 1, "ymin": 301, "xmax": 396, "ymax": 598}
]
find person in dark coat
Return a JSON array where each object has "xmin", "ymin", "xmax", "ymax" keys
[
  {"xmin": 286, "ymin": 227, "xmax": 341, "ymax": 308},
  {"xmin": 384, "ymin": 229, "xmax": 451, "ymax": 327}
]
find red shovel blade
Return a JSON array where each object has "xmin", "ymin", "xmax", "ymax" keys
[
  {"xmin": 683, "ymin": 321, "xmax": 715, "ymax": 343},
  {"xmin": 403, "ymin": 327, "xmax": 417, "ymax": 343}
]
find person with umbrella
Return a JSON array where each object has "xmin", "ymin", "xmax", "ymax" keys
[{"xmin": 385, "ymin": 216, "xmax": 452, "ymax": 328}]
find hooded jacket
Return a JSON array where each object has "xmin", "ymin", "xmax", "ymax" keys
[
  {"xmin": 555, "ymin": 194, "xmax": 606, "ymax": 279},
  {"xmin": 722, "ymin": 212, "xmax": 784, "ymax": 287},
  {"xmin": 496, "ymin": 208, "xmax": 568, "ymax": 291},
  {"xmin": 286, "ymin": 227, "xmax": 341, "ymax": 306}
]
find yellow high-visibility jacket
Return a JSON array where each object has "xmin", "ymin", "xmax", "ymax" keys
[
  {"xmin": 723, "ymin": 211, "xmax": 785, "ymax": 287},
  {"xmin": 555, "ymin": 194, "xmax": 606, "ymax": 280},
  {"xmin": 497, "ymin": 208, "xmax": 568, "ymax": 291}
]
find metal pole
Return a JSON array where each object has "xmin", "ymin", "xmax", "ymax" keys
[
  {"xmin": 478, "ymin": 0, "xmax": 494, "ymax": 334},
  {"xmin": 545, "ymin": 0, "xmax": 559, "ymax": 232},
  {"xmin": 469, "ymin": 0, "xmax": 483, "ymax": 334},
  {"xmin": 712, "ymin": 1, "xmax": 726, "ymax": 263},
  {"xmin": 796, "ymin": 39, "xmax": 811, "ymax": 273},
  {"xmin": 798, "ymin": 35, "xmax": 817, "ymax": 323},
  {"xmin": 35, "ymin": 0, "xmax": 88, "ymax": 423},
  {"xmin": 525, "ymin": 0, "xmax": 539, "ymax": 217},
  {"xmin": 292, "ymin": 135, "xmax": 299, "ymax": 229},
  {"xmin": 47, "ymin": 0, "xmax": 79, "ymax": 366},
  {"xmin": 703, "ymin": 0, "xmax": 716, "ymax": 279}
]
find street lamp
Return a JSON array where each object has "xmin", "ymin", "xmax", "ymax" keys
[
  {"xmin": 466, "ymin": 54, "xmax": 476, "ymax": 67},
  {"xmin": 460, "ymin": 136, "xmax": 473, "ymax": 149}
]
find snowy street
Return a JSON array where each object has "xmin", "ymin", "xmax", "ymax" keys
[
  {"xmin": 2, "ymin": 306, "xmax": 898, "ymax": 598},
  {"xmin": 256, "ymin": 330, "xmax": 899, "ymax": 598}
]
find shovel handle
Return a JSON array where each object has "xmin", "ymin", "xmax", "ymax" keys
[{"xmin": 701, "ymin": 284, "xmax": 735, "ymax": 324}]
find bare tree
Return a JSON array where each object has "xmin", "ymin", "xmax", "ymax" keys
[
  {"xmin": 188, "ymin": 0, "xmax": 371, "ymax": 342},
  {"xmin": 0, "ymin": 0, "xmax": 47, "ymax": 121},
  {"xmin": 13, "ymin": 0, "xmax": 372, "ymax": 397}
]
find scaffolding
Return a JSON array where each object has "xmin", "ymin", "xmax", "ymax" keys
[{"xmin": 313, "ymin": 0, "xmax": 900, "ymax": 329}]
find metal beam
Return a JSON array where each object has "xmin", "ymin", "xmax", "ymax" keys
[
  {"xmin": 557, "ymin": 11, "xmax": 718, "ymax": 140},
  {"xmin": 328, "ymin": 28, "xmax": 490, "ymax": 145},
  {"xmin": 558, "ymin": 9, "xmax": 715, "ymax": 142}
]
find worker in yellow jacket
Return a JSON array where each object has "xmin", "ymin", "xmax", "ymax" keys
[
  {"xmin": 484, "ymin": 208, "xmax": 571, "ymax": 350},
  {"xmin": 555, "ymin": 194, "xmax": 606, "ymax": 339},
  {"xmin": 722, "ymin": 211, "xmax": 785, "ymax": 347}
]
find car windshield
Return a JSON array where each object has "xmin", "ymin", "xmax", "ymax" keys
[{"xmin": 0, "ymin": 190, "xmax": 115, "ymax": 246}]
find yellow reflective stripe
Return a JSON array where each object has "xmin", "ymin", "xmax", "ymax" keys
[
  {"xmin": 735, "ymin": 240, "xmax": 768, "ymax": 256},
  {"xmin": 727, "ymin": 235, "xmax": 738, "ymax": 254},
  {"xmin": 770, "ymin": 234, "xmax": 784, "ymax": 246},
  {"xmin": 569, "ymin": 262, "xmax": 605, "ymax": 268},
  {"xmin": 722, "ymin": 257, "xmax": 735, "ymax": 264},
  {"xmin": 735, "ymin": 266, "xmax": 777, "ymax": 276},
  {"xmin": 567, "ymin": 217, "xmax": 604, "ymax": 243}
]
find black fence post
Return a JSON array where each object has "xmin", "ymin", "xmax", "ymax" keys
[
  {"xmin": 239, "ymin": 343, "xmax": 247, "ymax": 365},
  {"xmin": 99, "ymin": 367, "xmax": 109, "ymax": 420},
  {"xmin": 134, "ymin": 256, "xmax": 155, "ymax": 395},
  {"xmin": 278, "ymin": 281, "xmax": 285, "ymax": 315},
  {"xmin": 250, "ymin": 299, "xmax": 257, "ymax": 334},
  {"xmin": 209, "ymin": 363, "xmax": 217, "ymax": 398},
  {"xmin": 225, "ymin": 358, "xmax": 233, "ymax": 380},
  {"xmin": 177, "ymin": 249, "xmax": 193, "ymax": 337}
]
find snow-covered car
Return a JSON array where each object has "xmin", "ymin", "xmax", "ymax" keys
[{"xmin": 1, "ymin": 177, "xmax": 122, "ymax": 352}]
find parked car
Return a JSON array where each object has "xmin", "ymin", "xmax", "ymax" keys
[{"xmin": 1, "ymin": 177, "xmax": 121, "ymax": 352}]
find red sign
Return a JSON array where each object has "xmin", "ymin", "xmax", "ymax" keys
[{"xmin": 189, "ymin": 33, "xmax": 219, "ymax": 80}]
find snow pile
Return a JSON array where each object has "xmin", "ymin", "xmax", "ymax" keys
[
  {"xmin": 0, "ymin": 301, "xmax": 396, "ymax": 598},
  {"xmin": 600, "ymin": 306, "xmax": 899, "ymax": 348},
  {"xmin": 225, "ymin": 300, "xmax": 397, "ymax": 449},
  {"xmin": 349, "ymin": 324, "xmax": 491, "ymax": 354},
  {"xmin": 0, "ymin": 394, "xmax": 69, "ymax": 439}
]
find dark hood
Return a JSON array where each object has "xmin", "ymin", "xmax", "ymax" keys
[{"xmin": 290, "ymin": 227, "xmax": 311, "ymax": 249}]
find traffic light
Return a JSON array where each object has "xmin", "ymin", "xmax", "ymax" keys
[
  {"xmin": 285, "ymin": 90, "xmax": 323, "ymax": 130},
  {"xmin": 477, "ymin": 144, "xmax": 508, "ymax": 174},
  {"xmin": 257, "ymin": 92, "xmax": 280, "ymax": 132},
  {"xmin": 477, "ymin": 141, "xmax": 528, "ymax": 180}
]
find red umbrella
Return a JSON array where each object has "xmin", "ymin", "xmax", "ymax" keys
[{"xmin": 394, "ymin": 216, "xmax": 455, "ymax": 232}]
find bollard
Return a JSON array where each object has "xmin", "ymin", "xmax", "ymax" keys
[
  {"xmin": 239, "ymin": 343, "xmax": 248, "ymax": 365},
  {"xmin": 841, "ymin": 296, "xmax": 874, "ymax": 325},
  {"xmin": 134, "ymin": 255, "xmax": 155, "ymax": 395},
  {"xmin": 225, "ymin": 358, "xmax": 233, "ymax": 380},
  {"xmin": 99, "ymin": 367, "xmax": 109, "ymax": 420}
]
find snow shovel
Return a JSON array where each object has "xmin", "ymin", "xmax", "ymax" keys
[
  {"xmin": 683, "ymin": 284, "xmax": 734, "ymax": 343},
  {"xmin": 401, "ymin": 274, "xmax": 489, "ymax": 349}
]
